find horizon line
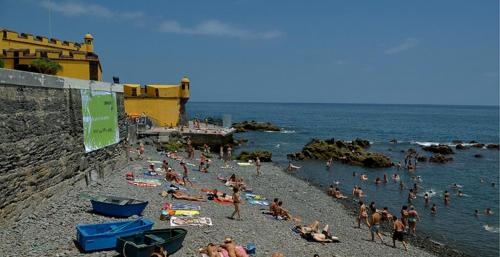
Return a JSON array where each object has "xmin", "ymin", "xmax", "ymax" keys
[{"xmin": 189, "ymin": 100, "xmax": 500, "ymax": 108}]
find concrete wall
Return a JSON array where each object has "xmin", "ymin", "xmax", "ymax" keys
[{"xmin": 0, "ymin": 68, "xmax": 126, "ymax": 221}]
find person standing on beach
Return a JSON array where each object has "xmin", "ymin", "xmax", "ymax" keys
[
  {"xmin": 220, "ymin": 146, "xmax": 224, "ymax": 159},
  {"xmin": 392, "ymin": 216, "xmax": 408, "ymax": 251},
  {"xmin": 199, "ymin": 154, "xmax": 206, "ymax": 172},
  {"xmin": 227, "ymin": 146, "xmax": 233, "ymax": 160},
  {"xmin": 408, "ymin": 206, "xmax": 420, "ymax": 235},
  {"xmin": 370, "ymin": 210, "xmax": 384, "ymax": 244},
  {"xmin": 357, "ymin": 201, "xmax": 370, "ymax": 228},
  {"xmin": 138, "ymin": 142, "xmax": 145, "ymax": 160},
  {"xmin": 256, "ymin": 157, "xmax": 262, "ymax": 176},
  {"xmin": 180, "ymin": 162, "xmax": 193, "ymax": 186},
  {"xmin": 229, "ymin": 187, "xmax": 241, "ymax": 220}
]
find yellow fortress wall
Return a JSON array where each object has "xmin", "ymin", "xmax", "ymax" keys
[
  {"xmin": 124, "ymin": 77, "xmax": 190, "ymax": 127},
  {"xmin": 0, "ymin": 29, "xmax": 102, "ymax": 81}
]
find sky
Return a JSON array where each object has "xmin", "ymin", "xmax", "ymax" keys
[{"xmin": 1, "ymin": 0, "xmax": 499, "ymax": 105}]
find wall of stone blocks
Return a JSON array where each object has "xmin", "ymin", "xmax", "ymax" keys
[{"xmin": 0, "ymin": 69, "xmax": 127, "ymax": 221}]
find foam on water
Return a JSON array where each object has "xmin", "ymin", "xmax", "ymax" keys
[{"xmin": 483, "ymin": 225, "xmax": 500, "ymax": 233}]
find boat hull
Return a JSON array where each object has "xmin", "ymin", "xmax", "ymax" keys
[
  {"xmin": 116, "ymin": 228, "xmax": 187, "ymax": 256},
  {"xmin": 91, "ymin": 199, "xmax": 148, "ymax": 217},
  {"xmin": 76, "ymin": 219, "xmax": 154, "ymax": 252}
]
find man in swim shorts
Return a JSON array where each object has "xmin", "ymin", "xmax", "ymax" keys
[
  {"xmin": 370, "ymin": 211, "xmax": 384, "ymax": 244},
  {"xmin": 392, "ymin": 216, "xmax": 408, "ymax": 251}
]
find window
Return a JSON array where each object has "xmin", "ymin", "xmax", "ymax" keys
[
  {"xmin": 182, "ymin": 84, "xmax": 185, "ymax": 90},
  {"xmin": 131, "ymin": 88, "xmax": 137, "ymax": 96},
  {"xmin": 155, "ymin": 89, "xmax": 159, "ymax": 97}
]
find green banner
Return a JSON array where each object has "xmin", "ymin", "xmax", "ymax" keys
[{"xmin": 81, "ymin": 89, "xmax": 119, "ymax": 152}]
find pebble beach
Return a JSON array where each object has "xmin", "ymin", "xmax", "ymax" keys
[{"xmin": 0, "ymin": 144, "xmax": 439, "ymax": 257}]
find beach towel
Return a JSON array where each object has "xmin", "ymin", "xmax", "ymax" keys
[
  {"xmin": 243, "ymin": 193, "xmax": 266, "ymax": 200},
  {"xmin": 247, "ymin": 199, "xmax": 270, "ymax": 206},
  {"xmin": 148, "ymin": 160, "xmax": 163, "ymax": 164},
  {"xmin": 170, "ymin": 216, "xmax": 212, "ymax": 227},
  {"xmin": 186, "ymin": 163, "xmax": 197, "ymax": 167},
  {"xmin": 237, "ymin": 162, "xmax": 254, "ymax": 166},
  {"xmin": 170, "ymin": 203, "xmax": 201, "ymax": 211},
  {"xmin": 165, "ymin": 183, "xmax": 188, "ymax": 191},
  {"xmin": 172, "ymin": 210, "xmax": 200, "ymax": 216},
  {"xmin": 213, "ymin": 198, "xmax": 233, "ymax": 204}
]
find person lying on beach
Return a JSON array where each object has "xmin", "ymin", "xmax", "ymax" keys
[
  {"xmin": 167, "ymin": 190, "xmax": 206, "ymax": 202},
  {"xmin": 199, "ymin": 243, "xmax": 221, "ymax": 257},
  {"xmin": 220, "ymin": 237, "xmax": 248, "ymax": 257},
  {"xmin": 287, "ymin": 160, "xmax": 301, "ymax": 171},
  {"xmin": 333, "ymin": 188, "xmax": 348, "ymax": 199},
  {"xmin": 210, "ymin": 189, "xmax": 233, "ymax": 201},
  {"xmin": 295, "ymin": 221, "xmax": 339, "ymax": 243}
]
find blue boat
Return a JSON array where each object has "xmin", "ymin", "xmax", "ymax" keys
[
  {"xmin": 76, "ymin": 218, "xmax": 154, "ymax": 252},
  {"xmin": 90, "ymin": 195, "xmax": 148, "ymax": 217}
]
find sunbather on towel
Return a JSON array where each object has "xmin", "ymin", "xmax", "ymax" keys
[
  {"xmin": 168, "ymin": 190, "xmax": 206, "ymax": 202},
  {"xmin": 295, "ymin": 221, "xmax": 339, "ymax": 243},
  {"xmin": 199, "ymin": 243, "xmax": 222, "ymax": 257},
  {"xmin": 276, "ymin": 201, "xmax": 300, "ymax": 222},
  {"xmin": 220, "ymin": 237, "xmax": 248, "ymax": 257}
]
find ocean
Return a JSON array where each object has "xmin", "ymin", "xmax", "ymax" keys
[{"xmin": 188, "ymin": 102, "xmax": 499, "ymax": 257}]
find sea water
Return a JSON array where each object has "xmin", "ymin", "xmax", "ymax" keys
[{"xmin": 189, "ymin": 102, "xmax": 499, "ymax": 257}]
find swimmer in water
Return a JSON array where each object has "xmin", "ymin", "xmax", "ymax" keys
[
  {"xmin": 474, "ymin": 209, "xmax": 480, "ymax": 217},
  {"xmin": 399, "ymin": 180, "xmax": 405, "ymax": 190},
  {"xmin": 485, "ymin": 208, "xmax": 494, "ymax": 215},
  {"xmin": 492, "ymin": 182, "xmax": 496, "ymax": 187},
  {"xmin": 457, "ymin": 190, "xmax": 464, "ymax": 197},
  {"xmin": 361, "ymin": 174, "xmax": 368, "ymax": 181},
  {"xmin": 451, "ymin": 183, "xmax": 460, "ymax": 189},
  {"xmin": 431, "ymin": 204, "xmax": 437, "ymax": 214},
  {"xmin": 444, "ymin": 191, "xmax": 450, "ymax": 205},
  {"xmin": 480, "ymin": 177, "xmax": 484, "ymax": 183},
  {"xmin": 424, "ymin": 193, "xmax": 429, "ymax": 205},
  {"xmin": 383, "ymin": 174, "xmax": 388, "ymax": 183},
  {"xmin": 375, "ymin": 177, "xmax": 381, "ymax": 185},
  {"xmin": 353, "ymin": 172, "xmax": 357, "ymax": 177}
]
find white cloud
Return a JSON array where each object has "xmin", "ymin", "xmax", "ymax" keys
[
  {"xmin": 40, "ymin": 1, "xmax": 143, "ymax": 19},
  {"xmin": 157, "ymin": 20, "xmax": 283, "ymax": 39},
  {"xmin": 385, "ymin": 38, "xmax": 420, "ymax": 55}
]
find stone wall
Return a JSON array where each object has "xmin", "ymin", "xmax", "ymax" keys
[{"xmin": 0, "ymin": 68, "xmax": 127, "ymax": 221}]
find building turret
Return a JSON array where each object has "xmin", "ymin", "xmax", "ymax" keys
[
  {"xmin": 180, "ymin": 76, "xmax": 190, "ymax": 98},
  {"xmin": 84, "ymin": 33, "xmax": 94, "ymax": 52}
]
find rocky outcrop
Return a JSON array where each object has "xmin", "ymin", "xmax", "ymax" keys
[
  {"xmin": 236, "ymin": 150, "xmax": 272, "ymax": 162},
  {"xmin": 422, "ymin": 145, "xmax": 454, "ymax": 155},
  {"xmin": 451, "ymin": 140, "xmax": 463, "ymax": 144},
  {"xmin": 472, "ymin": 143, "xmax": 485, "ymax": 148},
  {"xmin": 429, "ymin": 154, "xmax": 453, "ymax": 163},
  {"xmin": 389, "ymin": 139, "xmax": 398, "ymax": 144},
  {"xmin": 416, "ymin": 155, "xmax": 428, "ymax": 162},
  {"xmin": 455, "ymin": 144, "xmax": 469, "ymax": 150},
  {"xmin": 486, "ymin": 144, "xmax": 499, "ymax": 150},
  {"xmin": 287, "ymin": 138, "xmax": 391, "ymax": 168},
  {"xmin": 232, "ymin": 121, "xmax": 281, "ymax": 132}
]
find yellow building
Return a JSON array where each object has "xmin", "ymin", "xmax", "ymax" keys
[
  {"xmin": 124, "ymin": 77, "xmax": 190, "ymax": 127},
  {"xmin": 0, "ymin": 28, "xmax": 102, "ymax": 81}
]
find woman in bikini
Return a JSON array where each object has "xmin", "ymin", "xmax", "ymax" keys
[
  {"xmin": 407, "ymin": 206, "xmax": 420, "ymax": 235},
  {"xmin": 357, "ymin": 201, "xmax": 370, "ymax": 228}
]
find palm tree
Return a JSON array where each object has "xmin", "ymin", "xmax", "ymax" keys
[{"xmin": 30, "ymin": 58, "xmax": 63, "ymax": 75}]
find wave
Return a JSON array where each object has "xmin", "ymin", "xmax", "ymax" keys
[
  {"xmin": 281, "ymin": 130, "xmax": 296, "ymax": 134},
  {"xmin": 411, "ymin": 141, "xmax": 486, "ymax": 147},
  {"xmin": 483, "ymin": 224, "xmax": 500, "ymax": 233}
]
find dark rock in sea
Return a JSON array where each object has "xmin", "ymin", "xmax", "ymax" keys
[
  {"xmin": 472, "ymin": 143, "xmax": 485, "ymax": 148},
  {"xmin": 486, "ymin": 144, "xmax": 499, "ymax": 150},
  {"xmin": 451, "ymin": 140, "xmax": 463, "ymax": 144},
  {"xmin": 474, "ymin": 154, "xmax": 483, "ymax": 158},
  {"xmin": 455, "ymin": 144, "xmax": 469, "ymax": 150},
  {"xmin": 287, "ymin": 138, "xmax": 391, "ymax": 168},
  {"xmin": 232, "ymin": 120, "xmax": 281, "ymax": 133},
  {"xmin": 469, "ymin": 140, "xmax": 478, "ymax": 144},
  {"xmin": 422, "ymin": 145, "xmax": 454, "ymax": 155},
  {"xmin": 353, "ymin": 138, "xmax": 370, "ymax": 148},
  {"xmin": 429, "ymin": 154, "xmax": 453, "ymax": 163},
  {"xmin": 389, "ymin": 139, "xmax": 398, "ymax": 144},
  {"xmin": 236, "ymin": 150, "xmax": 272, "ymax": 162},
  {"xmin": 416, "ymin": 155, "xmax": 428, "ymax": 162}
]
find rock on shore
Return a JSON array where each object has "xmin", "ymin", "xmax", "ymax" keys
[
  {"xmin": 236, "ymin": 150, "xmax": 272, "ymax": 162},
  {"xmin": 232, "ymin": 121, "xmax": 281, "ymax": 132},
  {"xmin": 287, "ymin": 138, "xmax": 392, "ymax": 168}
]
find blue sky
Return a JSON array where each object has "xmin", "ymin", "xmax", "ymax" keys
[{"xmin": 1, "ymin": 0, "xmax": 498, "ymax": 105}]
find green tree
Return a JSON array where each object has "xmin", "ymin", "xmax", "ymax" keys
[
  {"xmin": 0, "ymin": 59, "xmax": 4, "ymax": 68},
  {"xmin": 30, "ymin": 58, "xmax": 63, "ymax": 75}
]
